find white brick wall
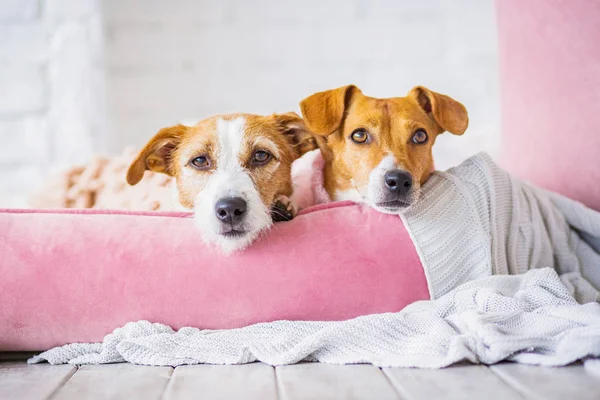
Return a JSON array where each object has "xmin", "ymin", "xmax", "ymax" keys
[
  {"xmin": 104, "ymin": 0, "xmax": 500, "ymax": 170},
  {"xmin": 0, "ymin": 0, "xmax": 106, "ymax": 207}
]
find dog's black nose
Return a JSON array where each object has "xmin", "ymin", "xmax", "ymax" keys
[
  {"xmin": 384, "ymin": 170, "xmax": 413, "ymax": 195},
  {"xmin": 215, "ymin": 197, "xmax": 247, "ymax": 224}
]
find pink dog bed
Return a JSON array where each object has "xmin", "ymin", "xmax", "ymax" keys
[{"xmin": 0, "ymin": 203, "xmax": 428, "ymax": 351}]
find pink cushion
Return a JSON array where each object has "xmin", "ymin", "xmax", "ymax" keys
[
  {"xmin": 496, "ymin": 0, "xmax": 600, "ymax": 210},
  {"xmin": 0, "ymin": 203, "xmax": 428, "ymax": 351}
]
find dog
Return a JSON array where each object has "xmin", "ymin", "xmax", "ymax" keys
[
  {"xmin": 127, "ymin": 113, "xmax": 316, "ymax": 252},
  {"xmin": 299, "ymin": 85, "xmax": 469, "ymax": 213}
]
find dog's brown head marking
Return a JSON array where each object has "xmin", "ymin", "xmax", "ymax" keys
[
  {"xmin": 127, "ymin": 112, "xmax": 315, "ymax": 252},
  {"xmin": 300, "ymin": 85, "xmax": 468, "ymax": 213}
]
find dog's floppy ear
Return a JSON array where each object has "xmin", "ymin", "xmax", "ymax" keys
[
  {"xmin": 273, "ymin": 112, "xmax": 322, "ymax": 159},
  {"xmin": 126, "ymin": 124, "xmax": 187, "ymax": 185},
  {"xmin": 299, "ymin": 85, "xmax": 359, "ymax": 136},
  {"xmin": 408, "ymin": 86, "xmax": 469, "ymax": 135}
]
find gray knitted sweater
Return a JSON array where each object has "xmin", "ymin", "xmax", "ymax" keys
[{"xmin": 404, "ymin": 152, "xmax": 600, "ymax": 303}]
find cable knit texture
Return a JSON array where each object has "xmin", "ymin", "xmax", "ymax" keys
[
  {"xmin": 28, "ymin": 153, "xmax": 600, "ymax": 368},
  {"xmin": 403, "ymin": 153, "xmax": 600, "ymax": 302}
]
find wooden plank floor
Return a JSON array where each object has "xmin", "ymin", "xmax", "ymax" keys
[{"xmin": 1, "ymin": 360, "xmax": 599, "ymax": 400}]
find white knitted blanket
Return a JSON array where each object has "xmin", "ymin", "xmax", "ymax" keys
[{"xmin": 29, "ymin": 153, "xmax": 600, "ymax": 368}]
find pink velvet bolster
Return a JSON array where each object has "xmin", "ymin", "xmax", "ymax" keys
[{"xmin": 0, "ymin": 203, "xmax": 428, "ymax": 351}]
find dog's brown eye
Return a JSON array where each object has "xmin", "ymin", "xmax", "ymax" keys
[
  {"xmin": 190, "ymin": 156, "xmax": 210, "ymax": 169},
  {"xmin": 412, "ymin": 129, "xmax": 428, "ymax": 144},
  {"xmin": 350, "ymin": 129, "xmax": 369, "ymax": 144},
  {"xmin": 252, "ymin": 150, "xmax": 271, "ymax": 165}
]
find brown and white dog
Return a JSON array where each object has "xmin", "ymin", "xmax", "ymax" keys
[
  {"xmin": 300, "ymin": 85, "xmax": 469, "ymax": 213},
  {"xmin": 127, "ymin": 113, "xmax": 315, "ymax": 252}
]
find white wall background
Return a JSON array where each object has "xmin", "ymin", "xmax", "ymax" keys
[
  {"xmin": 0, "ymin": 0, "xmax": 106, "ymax": 206},
  {"xmin": 0, "ymin": 0, "xmax": 499, "ymax": 206},
  {"xmin": 104, "ymin": 0, "xmax": 499, "ymax": 167}
]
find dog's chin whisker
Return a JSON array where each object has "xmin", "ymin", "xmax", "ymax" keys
[
  {"xmin": 257, "ymin": 227, "xmax": 271, "ymax": 239},
  {"xmin": 270, "ymin": 206, "xmax": 290, "ymax": 219},
  {"xmin": 271, "ymin": 210, "xmax": 285, "ymax": 218},
  {"xmin": 271, "ymin": 210, "xmax": 292, "ymax": 221}
]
